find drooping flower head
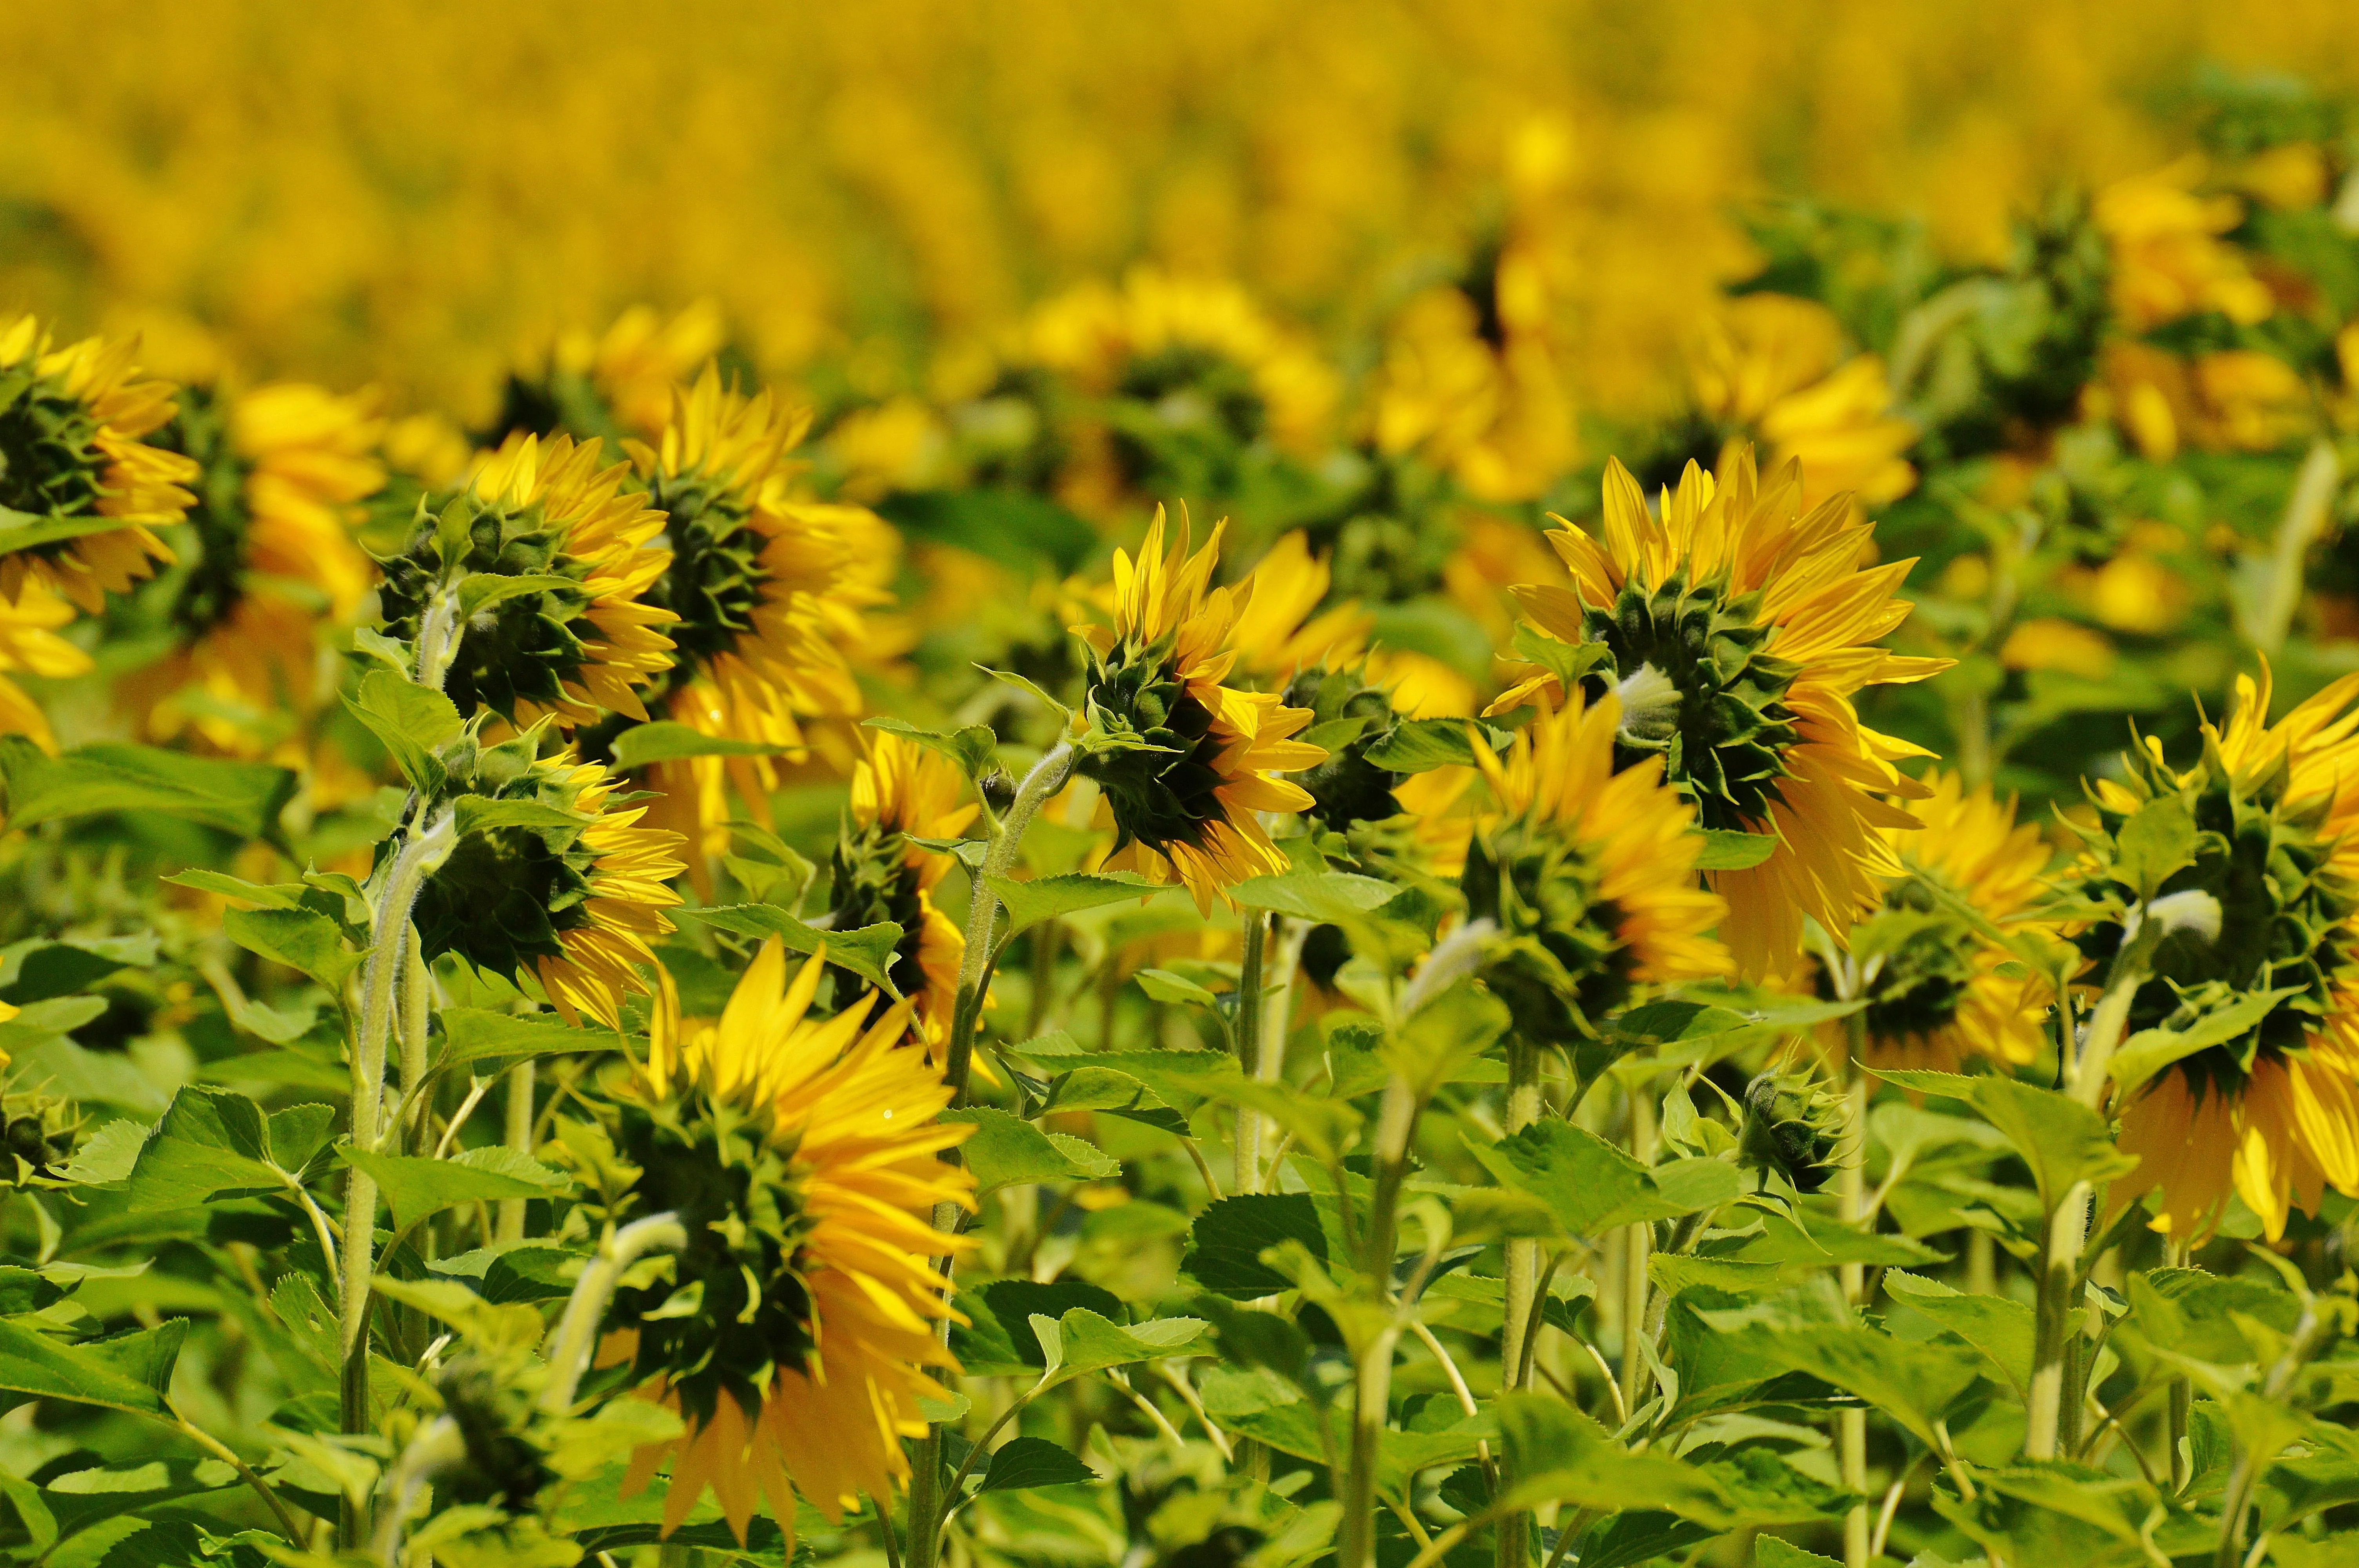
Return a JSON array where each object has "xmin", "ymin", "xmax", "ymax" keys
[
  {"xmin": 0, "ymin": 316, "xmax": 197, "ymax": 612},
  {"xmin": 1024, "ymin": 268, "xmax": 1338, "ymax": 513},
  {"xmin": 2078, "ymin": 668, "xmax": 2359, "ymax": 1241},
  {"xmin": 827, "ymin": 730, "xmax": 979, "ymax": 1052},
  {"xmin": 406, "ymin": 728, "xmax": 685, "ymax": 1026},
  {"xmin": 488, "ymin": 301, "xmax": 727, "ymax": 448},
  {"xmin": 1498, "ymin": 450, "xmax": 1949, "ymax": 976},
  {"xmin": 610, "ymin": 940, "xmax": 975, "ymax": 1544},
  {"xmin": 1830, "ymin": 772, "xmax": 2055, "ymax": 1072},
  {"xmin": 377, "ymin": 433, "xmax": 678, "ymax": 727},
  {"xmin": 1461, "ymin": 690, "xmax": 1730, "ymax": 1042},
  {"xmin": 126, "ymin": 382, "xmax": 387, "ymax": 752},
  {"xmin": 626, "ymin": 370, "xmax": 881, "ymax": 867},
  {"xmin": 1074, "ymin": 508, "xmax": 1326, "ymax": 912}
]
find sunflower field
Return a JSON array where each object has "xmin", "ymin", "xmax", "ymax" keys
[{"xmin": 13, "ymin": 5, "xmax": 2359, "ymax": 1568}]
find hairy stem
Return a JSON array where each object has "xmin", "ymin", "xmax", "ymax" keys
[
  {"xmin": 1232, "ymin": 910, "xmax": 1269, "ymax": 1193},
  {"xmin": 1838, "ymin": 1011, "xmax": 1870, "ymax": 1568},
  {"xmin": 540, "ymin": 1212, "xmax": 687, "ymax": 1412},
  {"xmin": 1497, "ymin": 1034, "xmax": 1544, "ymax": 1568},
  {"xmin": 496, "ymin": 1060, "xmax": 535, "ymax": 1243},
  {"xmin": 1340, "ymin": 1078, "xmax": 1419, "ymax": 1568}
]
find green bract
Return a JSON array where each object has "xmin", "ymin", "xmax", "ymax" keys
[{"xmin": 376, "ymin": 488, "xmax": 597, "ymax": 720}]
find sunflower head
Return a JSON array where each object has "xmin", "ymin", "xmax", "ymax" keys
[
  {"xmin": 603, "ymin": 943, "xmax": 974, "ymax": 1540},
  {"xmin": 1833, "ymin": 773, "xmax": 2056, "ymax": 1071},
  {"xmin": 1074, "ymin": 509, "xmax": 1326, "ymax": 911},
  {"xmin": 376, "ymin": 433, "xmax": 676, "ymax": 726},
  {"xmin": 0, "ymin": 1079, "xmax": 80, "ymax": 1188},
  {"xmin": 0, "ymin": 315, "xmax": 195, "ymax": 613},
  {"xmin": 404, "ymin": 724, "xmax": 684, "ymax": 1026},
  {"xmin": 2076, "ymin": 669, "xmax": 2359, "ymax": 1238},
  {"xmin": 827, "ymin": 730, "xmax": 978, "ymax": 1044},
  {"xmin": 1460, "ymin": 691, "xmax": 1729, "ymax": 1044},
  {"xmin": 1502, "ymin": 450, "xmax": 1947, "ymax": 975}
]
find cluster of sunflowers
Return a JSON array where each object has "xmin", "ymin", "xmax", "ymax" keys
[{"xmin": 12, "ymin": 31, "xmax": 2359, "ymax": 1568}]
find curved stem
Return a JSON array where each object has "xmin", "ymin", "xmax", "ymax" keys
[
  {"xmin": 171, "ymin": 1403, "xmax": 309, "ymax": 1546},
  {"xmin": 541, "ymin": 1212, "xmax": 688, "ymax": 1412}
]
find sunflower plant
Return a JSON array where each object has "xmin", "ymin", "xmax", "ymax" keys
[{"xmin": 14, "ymin": 92, "xmax": 2359, "ymax": 1568}]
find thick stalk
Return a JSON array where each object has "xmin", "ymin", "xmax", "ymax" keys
[
  {"xmin": 540, "ymin": 1212, "xmax": 687, "ymax": 1411},
  {"xmin": 2168, "ymin": 1236, "xmax": 2193, "ymax": 1491},
  {"xmin": 1340, "ymin": 1079, "xmax": 1419, "ymax": 1568},
  {"xmin": 339, "ymin": 809, "xmax": 454, "ymax": 1548},
  {"xmin": 1496, "ymin": 1036, "xmax": 1544, "ymax": 1568},
  {"xmin": 2026, "ymin": 952, "xmax": 2146, "ymax": 1460},
  {"xmin": 496, "ymin": 1061, "xmax": 535, "ymax": 1242},
  {"xmin": 395, "ymin": 931, "xmax": 432, "ymax": 1154},
  {"xmin": 1837, "ymin": 1013, "xmax": 1870, "ymax": 1568},
  {"xmin": 1619, "ymin": 1084, "xmax": 1656, "ymax": 1410},
  {"xmin": 1232, "ymin": 911, "xmax": 1269, "ymax": 1193},
  {"xmin": 907, "ymin": 742, "xmax": 1073, "ymax": 1568}
]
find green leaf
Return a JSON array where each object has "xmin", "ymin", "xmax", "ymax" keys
[
  {"xmin": 1495, "ymin": 1394, "xmax": 1735, "ymax": 1521},
  {"xmin": 338, "ymin": 1145, "xmax": 570, "ymax": 1230},
  {"xmin": 453, "ymin": 795, "xmax": 590, "ymax": 837},
  {"xmin": 1509, "ymin": 626, "xmax": 1615, "ymax": 694},
  {"xmin": 609, "ymin": 721, "xmax": 785, "ymax": 769},
  {"xmin": 0, "ymin": 507, "xmax": 158, "ymax": 555},
  {"xmin": 1754, "ymin": 1322, "xmax": 1986, "ymax": 1451},
  {"xmin": 455, "ymin": 571, "xmax": 580, "ymax": 616},
  {"xmin": 1470, "ymin": 1121, "xmax": 1740, "ymax": 1238},
  {"xmin": 2113, "ymin": 794, "xmax": 2197, "ymax": 901},
  {"xmin": 985, "ymin": 871, "xmax": 1170, "ymax": 936},
  {"xmin": 31, "ymin": 1458, "xmax": 241, "ymax": 1550},
  {"xmin": 678, "ymin": 905, "xmax": 905, "ymax": 999},
  {"xmin": 1383, "ymin": 981, "xmax": 1510, "ymax": 1095},
  {"xmin": 1694, "ymin": 829, "xmax": 1779, "ymax": 871},
  {"xmin": 2110, "ymin": 986, "xmax": 2305, "ymax": 1098},
  {"xmin": 1874, "ymin": 1069, "xmax": 2137, "ymax": 1213},
  {"xmin": 1185, "ymin": 1194, "xmax": 1330, "ymax": 1299},
  {"xmin": 1135, "ymin": 968, "xmax": 1221, "ymax": 1008},
  {"xmin": 221, "ymin": 907, "xmax": 365, "ymax": 993},
  {"xmin": 983, "ymin": 667, "xmax": 1074, "ymax": 723},
  {"xmin": 435, "ymin": 1008, "xmax": 629, "ymax": 1073},
  {"xmin": 1361, "ymin": 718, "xmax": 1480, "ymax": 773},
  {"xmin": 976, "ymin": 1436, "xmax": 1097, "ymax": 1493},
  {"xmin": 1881, "ymin": 1269, "xmax": 2036, "ymax": 1398},
  {"xmin": 939, "ymin": 1108, "xmax": 1116, "ymax": 1192},
  {"xmin": 1035, "ymin": 1308, "xmax": 1207, "ymax": 1387},
  {"xmin": 0, "ymin": 1319, "xmax": 187, "ymax": 1417},
  {"xmin": 1210, "ymin": 1078, "xmax": 1363, "ymax": 1163},
  {"xmin": 0, "ymin": 737, "xmax": 295, "ymax": 839},
  {"xmin": 1225, "ymin": 869, "xmax": 1400, "ymax": 923},
  {"xmin": 1755, "ymin": 1539, "xmax": 1843, "ymax": 1568},
  {"xmin": 0, "ymin": 932, "xmax": 156, "ymax": 1005},
  {"xmin": 862, "ymin": 715, "xmax": 997, "ymax": 780},
  {"xmin": 122, "ymin": 1086, "xmax": 289, "ymax": 1211},
  {"xmin": 343, "ymin": 668, "xmax": 463, "ymax": 794},
  {"xmin": 874, "ymin": 486, "xmax": 1097, "ymax": 574}
]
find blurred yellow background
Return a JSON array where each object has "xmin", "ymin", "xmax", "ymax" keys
[{"xmin": 5, "ymin": 0, "xmax": 2355, "ymax": 418}]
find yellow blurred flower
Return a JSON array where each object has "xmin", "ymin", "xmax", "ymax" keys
[
  {"xmin": 1691, "ymin": 294, "xmax": 1917, "ymax": 509},
  {"xmin": 2000, "ymin": 617, "xmax": 2116, "ymax": 678},
  {"xmin": 2095, "ymin": 157, "xmax": 2274, "ymax": 332}
]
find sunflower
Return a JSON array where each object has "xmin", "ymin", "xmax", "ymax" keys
[
  {"xmin": 0, "ymin": 315, "xmax": 197, "ymax": 613},
  {"xmin": 1024, "ymin": 267, "xmax": 1338, "ymax": 515},
  {"xmin": 490, "ymin": 301, "xmax": 727, "ymax": 448},
  {"xmin": 2095, "ymin": 158, "xmax": 2274, "ymax": 335},
  {"xmin": 407, "ymin": 731, "xmax": 685, "ymax": 1027},
  {"xmin": 1074, "ymin": 508, "xmax": 1327, "ymax": 913},
  {"xmin": 1462, "ymin": 689, "xmax": 1730, "ymax": 1042},
  {"xmin": 2085, "ymin": 668, "xmax": 2359, "ymax": 1241},
  {"xmin": 1370, "ymin": 259, "xmax": 1576, "ymax": 504},
  {"xmin": 625, "ymin": 370, "xmax": 881, "ymax": 865},
  {"xmin": 1831, "ymin": 771, "xmax": 2055, "ymax": 1072},
  {"xmin": 1685, "ymin": 294, "xmax": 1917, "ymax": 510},
  {"xmin": 125, "ymin": 382, "xmax": 386, "ymax": 753},
  {"xmin": 1225, "ymin": 530, "xmax": 1372, "ymax": 686},
  {"xmin": 378, "ymin": 433, "xmax": 678, "ymax": 727},
  {"xmin": 0, "ymin": 585, "xmax": 93, "ymax": 752},
  {"xmin": 826, "ymin": 729, "xmax": 980, "ymax": 1051},
  {"xmin": 1495, "ymin": 450, "xmax": 1949, "ymax": 976},
  {"xmin": 611, "ymin": 939, "xmax": 974, "ymax": 1544}
]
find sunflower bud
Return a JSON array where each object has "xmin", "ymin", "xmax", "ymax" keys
[
  {"xmin": 1737, "ymin": 1067, "xmax": 1849, "ymax": 1195},
  {"xmin": 1281, "ymin": 666, "xmax": 1406, "ymax": 833},
  {"xmin": 0, "ymin": 1086, "xmax": 78, "ymax": 1187},
  {"xmin": 434, "ymin": 1355, "xmax": 557, "ymax": 1512}
]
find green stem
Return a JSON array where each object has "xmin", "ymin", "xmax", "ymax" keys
[
  {"xmin": 1838, "ymin": 1011, "xmax": 1870, "ymax": 1568},
  {"xmin": 1497, "ymin": 1035, "xmax": 1543, "ymax": 1568},
  {"xmin": 2026, "ymin": 947, "xmax": 2146, "ymax": 1460},
  {"xmin": 2168, "ymin": 1238, "xmax": 2193, "ymax": 1492},
  {"xmin": 171, "ymin": 1403, "xmax": 308, "ymax": 1546},
  {"xmin": 1232, "ymin": 910, "xmax": 1269, "ymax": 1194},
  {"xmin": 339, "ymin": 808, "xmax": 453, "ymax": 1549},
  {"xmin": 496, "ymin": 1060, "xmax": 534, "ymax": 1243},
  {"xmin": 1619, "ymin": 1082, "xmax": 1656, "ymax": 1411},
  {"xmin": 540, "ymin": 1212, "xmax": 687, "ymax": 1411},
  {"xmin": 907, "ymin": 741, "xmax": 1074, "ymax": 1568},
  {"xmin": 2217, "ymin": 1305, "xmax": 2341, "ymax": 1567},
  {"xmin": 1339, "ymin": 1078, "xmax": 1419, "ymax": 1568},
  {"xmin": 395, "ymin": 931, "xmax": 432, "ymax": 1155}
]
